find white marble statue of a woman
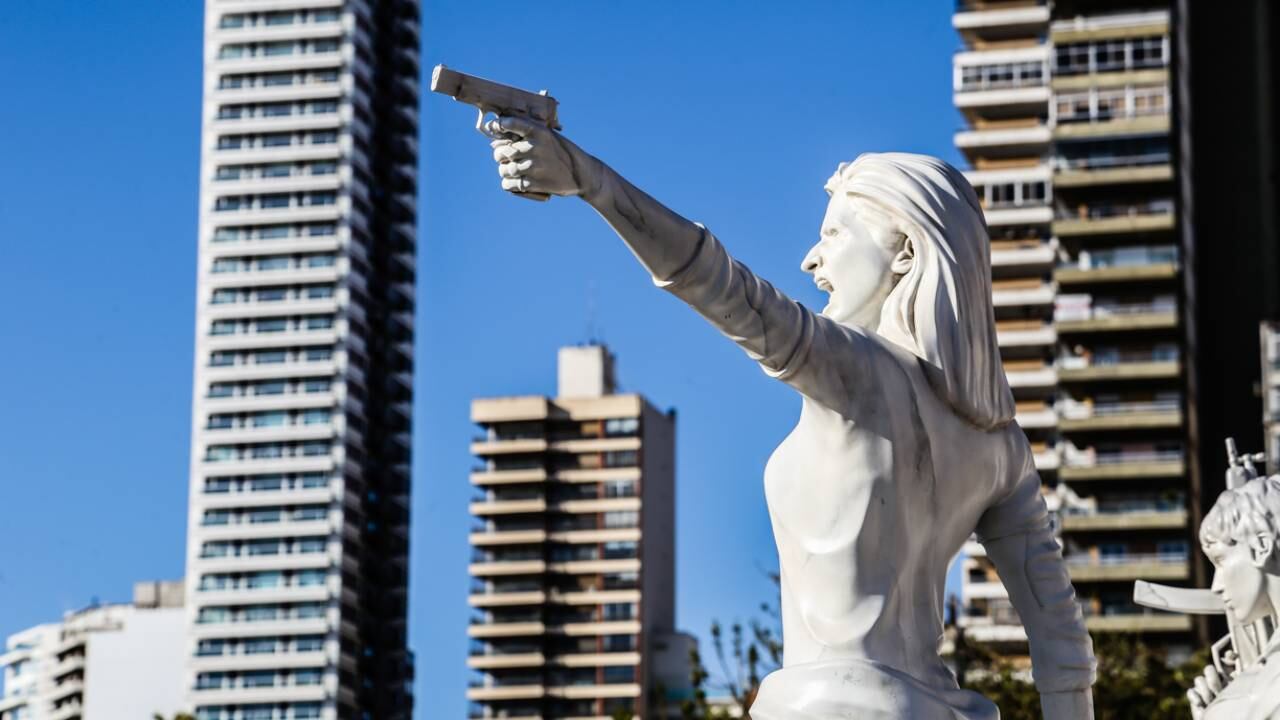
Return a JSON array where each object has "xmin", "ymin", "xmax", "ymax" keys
[{"xmin": 480, "ymin": 115, "xmax": 1096, "ymax": 719}]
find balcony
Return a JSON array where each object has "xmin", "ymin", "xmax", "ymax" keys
[
  {"xmin": 1052, "ymin": 201, "xmax": 1175, "ymax": 238},
  {"xmin": 1052, "ymin": 115, "xmax": 1170, "ymax": 141},
  {"xmin": 466, "ymin": 684, "xmax": 545, "ymax": 702},
  {"xmin": 1084, "ymin": 612, "xmax": 1191, "ymax": 633},
  {"xmin": 1055, "ymin": 302, "xmax": 1178, "ymax": 335},
  {"xmin": 470, "ymin": 468, "xmax": 548, "ymax": 486},
  {"xmin": 468, "ymin": 559, "xmax": 547, "ymax": 577},
  {"xmin": 49, "ymin": 700, "xmax": 84, "ymax": 720},
  {"xmin": 990, "ymin": 239, "xmax": 1055, "ymax": 269},
  {"xmin": 546, "ymin": 682, "xmax": 643, "ymax": 700},
  {"xmin": 1059, "ymin": 449, "xmax": 1184, "ymax": 481},
  {"xmin": 953, "ymin": 1, "xmax": 1049, "ymax": 41},
  {"xmin": 469, "ymin": 590, "xmax": 546, "ymax": 608},
  {"xmin": 996, "ymin": 320, "xmax": 1056, "ymax": 349},
  {"xmin": 1033, "ymin": 445, "xmax": 1061, "ymax": 471},
  {"xmin": 1004, "ymin": 360, "xmax": 1057, "ymax": 389},
  {"xmin": 1060, "ymin": 507, "xmax": 1187, "ymax": 531},
  {"xmin": 956, "ymin": 121, "xmax": 1051, "ymax": 159},
  {"xmin": 471, "ymin": 438, "xmax": 548, "ymax": 456},
  {"xmin": 1058, "ymin": 399, "xmax": 1181, "ymax": 432},
  {"xmin": 470, "ymin": 525, "xmax": 548, "ymax": 546},
  {"xmin": 1066, "ymin": 552, "xmax": 1188, "ymax": 582},
  {"xmin": 991, "ymin": 279, "xmax": 1055, "ymax": 308},
  {"xmin": 1014, "ymin": 402, "xmax": 1056, "ymax": 429},
  {"xmin": 955, "ymin": 49, "xmax": 1048, "ymax": 97},
  {"xmin": 964, "ymin": 580, "xmax": 1010, "ymax": 600},
  {"xmin": 1050, "ymin": 9, "xmax": 1171, "ymax": 45},
  {"xmin": 983, "ymin": 203, "xmax": 1054, "ymax": 227},
  {"xmin": 467, "ymin": 652, "xmax": 547, "ymax": 671},
  {"xmin": 1054, "ymin": 154, "xmax": 1173, "ymax": 188},
  {"xmin": 468, "ymin": 621, "xmax": 546, "ymax": 639},
  {"xmin": 1056, "ymin": 357, "xmax": 1180, "ymax": 384}
]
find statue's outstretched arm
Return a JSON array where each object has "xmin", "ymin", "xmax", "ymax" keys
[
  {"xmin": 487, "ymin": 115, "xmax": 870, "ymax": 407},
  {"xmin": 977, "ymin": 473, "xmax": 1097, "ymax": 720}
]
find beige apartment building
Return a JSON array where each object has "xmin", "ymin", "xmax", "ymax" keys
[
  {"xmin": 466, "ymin": 345, "xmax": 691, "ymax": 720},
  {"xmin": 953, "ymin": 0, "xmax": 1193, "ymax": 660}
]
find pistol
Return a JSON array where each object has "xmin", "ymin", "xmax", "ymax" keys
[{"xmin": 431, "ymin": 65, "xmax": 561, "ymax": 201}]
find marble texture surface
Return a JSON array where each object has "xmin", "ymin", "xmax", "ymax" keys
[
  {"xmin": 1187, "ymin": 476, "xmax": 1280, "ymax": 720},
  {"xmin": 470, "ymin": 107, "xmax": 1098, "ymax": 719}
]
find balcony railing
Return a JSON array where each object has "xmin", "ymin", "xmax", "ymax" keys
[
  {"xmin": 1054, "ymin": 152, "xmax": 1170, "ymax": 171},
  {"xmin": 1060, "ymin": 400, "xmax": 1180, "ymax": 420},
  {"xmin": 1061, "ymin": 499, "xmax": 1184, "ymax": 516},
  {"xmin": 1066, "ymin": 552, "xmax": 1186, "ymax": 567},
  {"xmin": 1056, "ymin": 200, "xmax": 1174, "ymax": 221},
  {"xmin": 1056, "ymin": 300, "xmax": 1176, "ymax": 323},
  {"xmin": 1063, "ymin": 445, "xmax": 1183, "ymax": 468}
]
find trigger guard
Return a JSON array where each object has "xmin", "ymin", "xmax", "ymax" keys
[{"xmin": 476, "ymin": 109, "xmax": 504, "ymax": 140}]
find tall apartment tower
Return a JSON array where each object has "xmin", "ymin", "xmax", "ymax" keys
[
  {"xmin": 185, "ymin": 2, "xmax": 418, "ymax": 719},
  {"xmin": 952, "ymin": 1, "xmax": 1193, "ymax": 659},
  {"xmin": 466, "ymin": 345, "xmax": 689, "ymax": 720}
]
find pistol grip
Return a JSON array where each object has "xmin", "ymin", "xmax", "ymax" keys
[{"xmin": 514, "ymin": 191, "xmax": 550, "ymax": 202}]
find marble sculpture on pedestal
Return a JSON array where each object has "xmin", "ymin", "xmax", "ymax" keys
[{"xmin": 437, "ymin": 67, "xmax": 1098, "ymax": 719}]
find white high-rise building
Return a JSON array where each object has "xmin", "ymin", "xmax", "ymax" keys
[
  {"xmin": 185, "ymin": 2, "xmax": 418, "ymax": 719},
  {"xmin": 0, "ymin": 581, "xmax": 187, "ymax": 720}
]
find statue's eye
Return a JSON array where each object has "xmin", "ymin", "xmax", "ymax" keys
[{"xmin": 823, "ymin": 226, "xmax": 840, "ymax": 238}]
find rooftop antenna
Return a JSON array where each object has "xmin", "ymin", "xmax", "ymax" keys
[{"xmin": 585, "ymin": 279, "xmax": 602, "ymax": 346}]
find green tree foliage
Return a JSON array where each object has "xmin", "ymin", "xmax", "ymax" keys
[{"xmin": 956, "ymin": 633, "xmax": 1210, "ymax": 720}]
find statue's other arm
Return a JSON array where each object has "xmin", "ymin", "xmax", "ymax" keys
[
  {"xmin": 488, "ymin": 115, "xmax": 866, "ymax": 407},
  {"xmin": 976, "ymin": 470, "xmax": 1097, "ymax": 720}
]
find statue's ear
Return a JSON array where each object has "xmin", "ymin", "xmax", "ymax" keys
[
  {"xmin": 890, "ymin": 235, "xmax": 914, "ymax": 276},
  {"xmin": 1249, "ymin": 533, "xmax": 1275, "ymax": 568}
]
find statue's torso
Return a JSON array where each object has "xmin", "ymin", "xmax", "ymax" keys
[{"xmin": 757, "ymin": 338, "xmax": 1025, "ymax": 718}]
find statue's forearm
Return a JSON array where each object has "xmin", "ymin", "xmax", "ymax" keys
[
  {"xmin": 570, "ymin": 142, "xmax": 705, "ymax": 281},
  {"xmin": 1041, "ymin": 689, "xmax": 1094, "ymax": 720}
]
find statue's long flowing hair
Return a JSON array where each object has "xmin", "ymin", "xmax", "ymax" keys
[{"xmin": 826, "ymin": 152, "xmax": 1015, "ymax": 431}]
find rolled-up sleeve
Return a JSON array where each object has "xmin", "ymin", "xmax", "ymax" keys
[
  {"xmin": 977, "ymin": 473, "xmax": 1097, "ymax": 694},
  {"xmin": 653, "ymin": 226, "xmax": 870, "ymax": 407}
]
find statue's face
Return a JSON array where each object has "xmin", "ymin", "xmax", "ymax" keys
[
  {"xmin": 1208, "ymin": 539, "xmax": 1273, "ymax": 624},
  {"xmin": 802, "ymin": 194, "xmax": 910, "ymax": 329}
]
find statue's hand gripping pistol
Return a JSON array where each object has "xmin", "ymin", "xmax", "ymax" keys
[{"xmin": 430, "ymin": 65, "xmax": 561, "ymax": 201}]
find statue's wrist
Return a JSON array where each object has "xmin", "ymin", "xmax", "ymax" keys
[
  {"xmin": 567, "ymin": 143, "xmax": 607, "ymax": 204},
  {"xmin": 1039, "ymin": 689, "xmax": 1094, "ymax": 720}
]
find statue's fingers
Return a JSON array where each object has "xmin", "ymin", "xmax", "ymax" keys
[
  {"xmin": 495, "ymin": 115, "xmax": 538, "ymax": 138},
  {"xmin": 1187, "ymin": 687, "xmax": 1205, "ymax": 710},
  {"xmin": 1194, "ymin": 677, "xmax": 1212, "ymax": 702},
  {"xmin": 497, "ymin": 160, "xmax": 532, "ymax": 179},
  {"xmin": 1204, "ymin": 667, "xmax": 1223, "ymax": 693},
  {"xmin": 493, "ymin": 144, "xmax": 518, "ymax": 163},
  {"xmin": 1189, "ymin": 691, "xmax": 1205, "ymax": 720},
  {"xmin": 501, "ymin": 177, "xmax": 534, "ymax": 193}
]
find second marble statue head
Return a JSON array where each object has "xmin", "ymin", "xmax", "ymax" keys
[
  {"xmin": 806, "ymin": 152, "xmax": 1014, "ymax": 431},
  {"xmin": 1201, "ymin": 477, "xmax": 1280, "ymax": 624}
]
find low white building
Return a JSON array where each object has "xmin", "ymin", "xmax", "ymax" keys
[{"xmin": 0, "ymin": 580, "xmax": 187, "ymax": 720}]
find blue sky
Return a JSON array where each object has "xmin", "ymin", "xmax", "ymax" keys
[{"xmin": 0, "ymin": 1, "xmax": 965, "ymax": 714}]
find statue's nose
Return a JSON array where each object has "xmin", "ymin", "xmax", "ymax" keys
[{"xmin": 801, "ymin": 247, "xmax": 822, "ymax": 274}]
